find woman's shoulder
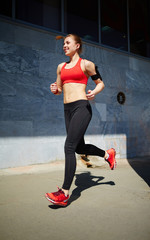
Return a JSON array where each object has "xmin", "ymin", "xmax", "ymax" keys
[
  {"xmin": 57, "ymin": 62, "xmax": 66, "ymax": 72},
  {"xmin": 58, "ymin": 62, "xmax": 66, "ymax": 68},
  {"xmin": 82, "ymin": 59, "xmax": 95, "ymax": 72}
]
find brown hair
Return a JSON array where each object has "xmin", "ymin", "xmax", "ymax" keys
[{"xmin": 56, "ymin": 34, "xmax": 82, "ymax": 55}]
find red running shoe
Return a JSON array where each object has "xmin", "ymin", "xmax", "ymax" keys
[
  {"xmin": 105, "ymin": 148, "xmax": 117, "ymax": 170},
  {"xmin": 45, "ymin": 187, "xmax": 69, "ymax": 206}
]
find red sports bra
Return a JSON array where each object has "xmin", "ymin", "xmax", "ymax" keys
[{"xmin": 60, "ymin": 58, "xmax": 88, "ymax": 85}]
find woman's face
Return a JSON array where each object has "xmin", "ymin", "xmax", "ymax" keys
[{"xmin": 63, "ymin": 36, "xmax": 79, "ymax": 56}]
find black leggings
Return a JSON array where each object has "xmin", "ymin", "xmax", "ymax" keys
[{"xmin": 62, "ymin": 100, "xmax": 105, "ymax": 190}]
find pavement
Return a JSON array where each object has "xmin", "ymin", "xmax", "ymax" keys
[{"xmin": 0, "ymin": 157, "xmax": 150, "ymax": 240}]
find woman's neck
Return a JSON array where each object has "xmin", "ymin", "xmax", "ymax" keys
[{"xmin": 69, "ymin": 52, "xmax": 80, "ymax": 63}]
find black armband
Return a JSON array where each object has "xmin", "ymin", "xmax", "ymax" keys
[{"xmin": 91, "ymin": 66, "xmax": 102, "ymax": 81}]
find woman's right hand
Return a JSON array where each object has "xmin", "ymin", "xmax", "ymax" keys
[{"xmin": 50, "ymin": 82, "xmax": 58, "ymax": 94}]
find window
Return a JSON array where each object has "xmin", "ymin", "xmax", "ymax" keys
[
  {"xmin": 0, "ymin": 0, "xmax": 149, "ymax": 59},
  {"xmin": 129, "ymin": 0, "xmax": 150, "ymax": 58},
  {"xmin": 101, "ymin": 0, "xmax": 128, "ymax": 51},
  {"xmin": 16, "ymin": 0, "xmax": 61, "ymax": 31},
  {"xmin": 0, "ymin": 0, "xmax": 12, "ymax": 17},
  {"xmin": 65, "ymin": 0, "xmax": 99, "ymax": 42}
]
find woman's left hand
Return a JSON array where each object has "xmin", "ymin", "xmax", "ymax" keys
[{"xmin": 86, "ymin": 90, "xmax": 95, "ymax": 100}]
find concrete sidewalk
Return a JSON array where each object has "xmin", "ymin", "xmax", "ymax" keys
[{"xmin": 0, "ymin": 158, "xmax": 150, "ymax": 240}]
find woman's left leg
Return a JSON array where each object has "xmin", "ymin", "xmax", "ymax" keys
[{"xmin": 76, "ymin": 137, "xmax": 105, "ymax": 157}]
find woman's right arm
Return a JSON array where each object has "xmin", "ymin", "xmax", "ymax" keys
[{"xmin": 50, "ymin": 63, "xmax": 64, "ymax": 95}]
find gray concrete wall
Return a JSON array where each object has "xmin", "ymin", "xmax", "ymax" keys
[{"xmin": 0, "ymin": 19, "xmax": 150, "ymax": 168}]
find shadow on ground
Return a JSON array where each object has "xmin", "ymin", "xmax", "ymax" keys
[
  {"xmin": 128, "ymin": 158, "xmax": 150, "ymax": 187},
  {"xmin": 49, "ymin": 171, "xmax": 115, "ymax": 209}
]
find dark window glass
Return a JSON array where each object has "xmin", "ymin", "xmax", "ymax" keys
[
  {"xmin": 101, "ymin": 0, "xmax": 128, "ymax": 51},
  {"xmin": 129, "ymin": 0, "xmax": 150, "ymax": 58},
  {"xmin": 16, "ymin": 0, "xmax": 61, "ymax": 31},
  {"xmin": 0, "ymin": 0, "xmax": 12, "ymax": 17},
  {"xmin": 65, "ymin": 0, "xmax": 98, "ymax": 42}
]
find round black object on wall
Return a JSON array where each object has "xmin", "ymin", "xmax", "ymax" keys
[{"xmin": 117, "ymin": 92, "xmax": 126, "ymax": 105}]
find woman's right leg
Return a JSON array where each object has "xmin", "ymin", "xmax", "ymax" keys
[{"xmin": 62, "ymin": 100, "xmax": 92, "ymax": 191}]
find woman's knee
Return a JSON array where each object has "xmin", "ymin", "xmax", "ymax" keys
[
  {"xmin": 75, "ymin": 145, "xmax": 83, "ymax": 154},
  {"xmin": 64, "ymin": 140, "xmax": 76, "ymax": 154}
]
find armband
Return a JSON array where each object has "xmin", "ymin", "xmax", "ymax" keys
[{"xmin": 91, "ymin": 66, "xmax": 102, "ymax": 81}]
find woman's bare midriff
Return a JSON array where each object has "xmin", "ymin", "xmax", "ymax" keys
[{"xmin": 63, "ymin": 83, "xmax": 87, "ymax": 103}]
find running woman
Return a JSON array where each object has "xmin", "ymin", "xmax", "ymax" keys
[{"xmin": 45, "ymin": 34, "xmax": 116, "ymax": 206}]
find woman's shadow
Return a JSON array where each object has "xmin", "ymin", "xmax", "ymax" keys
[{"xmin": 49, "ymin": 171, "xmax": 115, "ymax": 209}]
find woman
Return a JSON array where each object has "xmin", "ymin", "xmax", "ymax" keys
[{"xmin": 45, "ymin": 34, "xmax": 116, "ymax": 206}]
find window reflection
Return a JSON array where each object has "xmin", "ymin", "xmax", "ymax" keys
[
  {"xmin": 0, "ymin": 0, "xmax": 12, "ymax": 17},
  {"xmin": 65, "ymin": 0, "xmax": 98, "ymax": 42},
  {"xmin": 129, "ymin": 0, "xmax": 150, "ymax": 58},
  {"xmin": 101, "ymin": 0, "xmax": 128, "ymax": 51},
  {"xmin": 16, "ymin": 0, "xmax": 61, "ymax": 31}
]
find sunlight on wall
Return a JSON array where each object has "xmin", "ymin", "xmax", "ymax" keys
[{"xmin": 0, "ymin": 134, "xmax": 127, "ymax": 169}]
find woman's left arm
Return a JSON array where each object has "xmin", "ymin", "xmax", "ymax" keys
[{"xmin": 84, "ymin": 60, "xmax": 105, "ymax": 100}]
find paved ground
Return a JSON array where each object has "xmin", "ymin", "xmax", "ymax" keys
[{"xmin": 0, "ymin": 158, "xmax": 150, "ymax": 240}]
